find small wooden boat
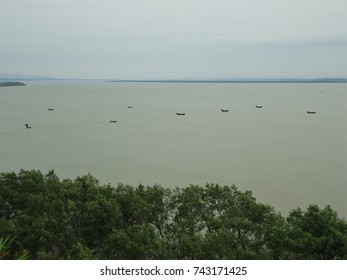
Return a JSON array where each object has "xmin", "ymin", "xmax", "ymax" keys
[
  {"xmin": 25, "ymin": 124, "xmax": 32, "ymax": 129},
  {"xmin": 176, "ymin": 113, "xmax": 185, "ymax": 116},
  {"xmin": 255, "ymin": 105, "xmax": 263, "ymax": 108},
  {"xmin": 127, "ymin": 106, "xmax": 133, "ymax": 109},
  {"xmin": 306, "ymin": 111, "xmax": 316, "ymax": 114},
  {"xmin": 48, "ymin": 108, "xmax": 54, "ymax": 111},
  {"xmin": 221, "ymin": 109, "xmax": 229, "ymax": 112},
  {"xmin": 109, "ymin": 120, "xmax": 117, "ymax": 123}
]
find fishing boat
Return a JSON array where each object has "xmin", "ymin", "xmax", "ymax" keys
[
  {"xmin": 221, "ymin": 109, "xmax": 229, "ymax": 112},
  {"xmin": 176, "ymin": 113, "xmax": 185, "ymax": 116},
  {"xmin": 255, "ymin": 105, "xmax": 263, "ymax": 108},
  {"xmin": 48, "ymin": 108, "xmax": 54, "ymax": 111},
  {"xmin": 25, "ymin": 124, "xmax": 32, "ymax": 129},
  {"xmin": 109, "ymin": 120, "xmax": 117, "ymax": 123},
  {"xmin": 306, "ymin": 111, "xmax": 316, "ymax": 114},
  {"xmin": 127, "ymin": 106, "xmax": 133, "ymax": 109}
]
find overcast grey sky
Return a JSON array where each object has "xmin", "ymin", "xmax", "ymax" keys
[{"xmin": 1, "ymin": 0, "xmax": 346, "ymax": 79}]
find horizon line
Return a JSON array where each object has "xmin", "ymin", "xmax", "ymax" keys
[
  {"xmin": 105, "ymin": 78, "xmax": 347, "ymax": 83},
  {"xmin": 1, "ymin": 75, "xmax": 346, "ymax": 83}
]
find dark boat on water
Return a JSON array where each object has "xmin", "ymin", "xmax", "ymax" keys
[
  {"xmin": 109, "ymin": 120, "xmax": 117, "ymax": 123},
  {"xmin": 307, "ymin": 111, "xmax": 316, "ymax": 114},
  {"xmin": 176, "ymin": 113, "xmax": 185, "ymax": 116},
  {"xmin": 48, "ymin": 108, "xmax": 54, "ymax": 111},
  {"xmin": 221, "ymin": 109, "xmax": 229, "ymax": 112},
  {"xmin": 255, "ymin": 105, "xmax": 263, "ymax": 108},
  {"xmin": 127, "ymin": 106, "xmax": 133, "ymax": 108},
  {"xmin": 25, "ymin": 124, "xmax": 32, "ymax": 129}
]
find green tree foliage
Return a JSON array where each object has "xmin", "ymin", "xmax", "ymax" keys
[
  {"xmin": 287, "ymin": 205, "xmax": 347, "ymax": 259},
  {"xmin": 0, "ymin": 236, "xmax": 28, "ymax": 260},
  {"xmin": 0, "ymin": 170, "xmax": 346, "ymax": 259}
]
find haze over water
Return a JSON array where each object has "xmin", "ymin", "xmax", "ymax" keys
[{"xmin": 0, "ymin": 81, "xmax": 346, "ymax": 217}]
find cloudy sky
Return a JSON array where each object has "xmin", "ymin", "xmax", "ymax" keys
[{"xmin": 1, "ymin": 0, "xmax": 346, "ymax": 79}]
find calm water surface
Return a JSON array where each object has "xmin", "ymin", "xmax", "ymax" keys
[{"xmin": 0, "ymin": 81, "xmax": 346, "ymax": 217}]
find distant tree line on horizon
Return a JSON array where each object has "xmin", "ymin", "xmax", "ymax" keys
[
  {"xmin": 0, "ymin": 170, "xmax": 346, "ymax": 260},
  {"xmin": 0, "ymin": 81, "xmax": 26, "ymax": 87}
]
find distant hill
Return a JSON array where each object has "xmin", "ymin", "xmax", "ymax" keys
[
  {"xmin": 0, "ymin": 81, "xmax": 26, "ymax": 87},
  {"xmin": 0, "ymin": 73, "xmax": 55, "ymax": 80}
]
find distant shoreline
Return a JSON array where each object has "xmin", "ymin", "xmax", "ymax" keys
[{"xmin": 0, "ymin": 81, "xmax": 26, "ymax": 87}]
